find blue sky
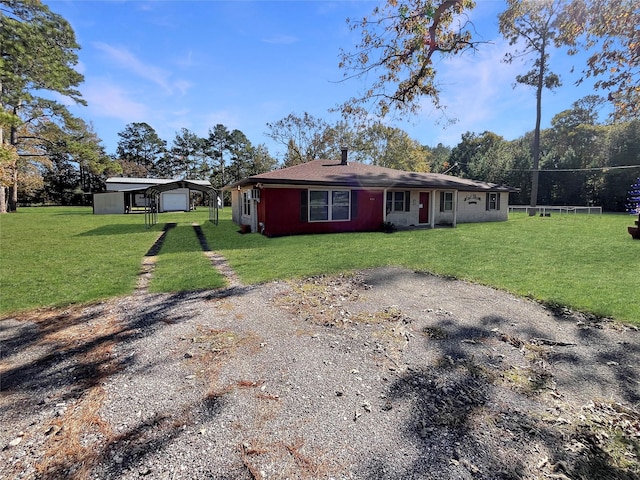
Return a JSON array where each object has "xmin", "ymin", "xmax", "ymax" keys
[{"xmin": 46, "ymin": 0, "xmax": 606, "ymax": 160}]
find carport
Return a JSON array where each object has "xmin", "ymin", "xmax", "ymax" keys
[{"xmin": 144, "ymin": 180, "xmax": 219, "ymax": 228}]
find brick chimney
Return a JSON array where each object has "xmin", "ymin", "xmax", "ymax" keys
[{"xmin": 341, "ymin": 146, "xmax": 348, "ymax": 165}]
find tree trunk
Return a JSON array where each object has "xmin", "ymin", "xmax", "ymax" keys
[
  {"xmin": 7, "ymin": 122, "xmax": 18, "ymax": 212},
  {"xmin": 0, "ymin": 186, "xmax": 6, "ymax": 213},
  {"xmin": 0, "ymin": 113, "xmax": 5, "ymax": 214},
  {"xmin": 529, "ymin": 44, "xmax": 546, "ymax": 216},
  {"xmin": 8, "ymin": 169, "xmax": 18, "ymax": 212}
]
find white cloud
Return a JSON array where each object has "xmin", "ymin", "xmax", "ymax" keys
[
  {"xmin": 175, "ymin": 49, "xmax": 195, "ymax": 68},
  {"xmin": 416, "ymin": 37, "xmax": 537, "ymax": 143},
  {"xmin": 440, "ymin": 40, "xmax": 522, "ymax": 116},
  {"xmin": 82, "ymin": 80, "xmax": 148, "ymax": 121},
  {"xmin": 173, "ymin": 79, "xmax": 193, "ymax": 96},
  {"xmin": 93, "ymin": 41, "xmax": 185, "ymax": 94},
  {"xmin": 171, "ymin": 108, "xmax": 190, "ymax": 117},
  {"xmin": 75, "ymin": 59, "xmax": 87, "ymax": 75},
  {"xmin": 202, "ymin": 110, "xmax": 242, "ymax": 131}
]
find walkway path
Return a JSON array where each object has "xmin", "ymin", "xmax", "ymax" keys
[
  {"xmin": 135, "ymin": 222, "xmax": 242, "ymax": 294},
  {"xmin": 192, "ymin": 223, "xmax": 243, "ymax": 289}
]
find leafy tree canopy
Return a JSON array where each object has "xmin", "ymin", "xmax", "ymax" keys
[
  {"xmin": 499, "ymin": 0, "xmax": 565, "ymax": 209},
  {"xmin": 168, "ymin": 127, "xmax": 206, "ymax": 180},
  {"xmin": 1, "ymin": 0, "xmax": 85, "ymax": 211},
  {"xmin": 115, "ymin": 122, "xmax": 167, "ymax": 177},
  {"xmin": 0, "ymin": 0, "xmax": 84, "ymax": 106},
  {"xmin": 337, "ymin": 0, "xmax": 637, "ymax": 126},
  {"xmin": 556, "ymin": 0, "xmax": 639, "ymax": 121},
  {"xmin": 359, "ymin": 122, "xmax": 431, "ymax": 171},
  {"xmin": 265, "ymin": 112, "xmax": 334, "ymax": 166},
  {"xmin": 337, "ymin": 0, "xmax": 478, "ymax": 121}
]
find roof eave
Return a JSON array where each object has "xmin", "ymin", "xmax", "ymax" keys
[{"xmin": 224, "ymin": 177, "xmax": 518, "ymax": 192}]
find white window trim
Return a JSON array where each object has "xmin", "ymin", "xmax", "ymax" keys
[
  {"xmin": 308, "ymin": 189, "xmax": 351, "ymax": 222},
  {"xmin": 442, "ymin": 191, "xmax": 454, "ymax": 212},
  {"xmin": 386, "ymin": 190, "xmax": 408, "ymax": 213},
  {"xmin": 242, "ymin": 191, "xmax": 251, "ymax": 216}
]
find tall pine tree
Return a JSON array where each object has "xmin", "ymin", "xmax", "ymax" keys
[{"xmin": 0, "ymin": 0, "xmax": 85, "ymax": 212}]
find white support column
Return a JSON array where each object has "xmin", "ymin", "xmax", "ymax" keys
[
  {"xmin": 430, "ymin": 190, "xmax": 436, "ymax": 228},
  {"xmin": 453, "ymin": 190, "xmax": 458, "ymax": 227},
  {"xmin": 251, "ymin": 199, "xmax": 258, "ymax": 233},
  {"xmin": 383, "ymin": 188, "xmax": 388, "ymax": 223}
]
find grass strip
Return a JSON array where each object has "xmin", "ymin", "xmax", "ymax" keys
[{"xmin": 148, "ymin": 223, "xmax": 226, "ymax": 293}]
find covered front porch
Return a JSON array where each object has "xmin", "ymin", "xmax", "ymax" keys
[{"xmin": 382, "ymin": 189, "xmax": 458, "ymax": 229}]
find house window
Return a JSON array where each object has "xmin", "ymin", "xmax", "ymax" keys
[
  {"xmin": 309, "ymin": 190, "xmax": 351, "ymax": 222},
  {"xmin": 440, "ymin": 191, "xmax": 454, "ymax": 212},
  {"xmin": 242, "ymin": 191, "xmax": 251, "ymax": 216},
  {"xmin": 386, "ymin": 191, "xmax": 410, "ymax": 213},
  {"xmin": 331, "ymin": 190, "xmax": 350, "ymax": 220},
  {"xmin": 487, "ymin": 192, "xmax": 501, "ymax": 210}
]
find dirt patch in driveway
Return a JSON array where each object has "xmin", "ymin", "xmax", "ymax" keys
[{"xmin": 1, "ymin": 267, "xmax": 639, "ymax": 479}]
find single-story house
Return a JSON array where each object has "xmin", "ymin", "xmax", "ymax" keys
[
  {"xmin": 225, "ymin": 149, "xmax": 519, "ymax": 237},
  {"xmin": 93, "ymin": 177, "xmax": 214, "ymax": 215}
]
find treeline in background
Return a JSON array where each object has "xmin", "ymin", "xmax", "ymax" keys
[{"xmin": 19, "ymin": 101, "xmax": 640, "ymax": 212}]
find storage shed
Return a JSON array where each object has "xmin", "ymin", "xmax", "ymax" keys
[{"xmin": 93, "ymin": 177, "xmax": 214, "ymax": 215}]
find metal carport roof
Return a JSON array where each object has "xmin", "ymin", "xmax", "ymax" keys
[{"xmin": 144, "ymin": 180, "xmax": 219, "ymax": 228}]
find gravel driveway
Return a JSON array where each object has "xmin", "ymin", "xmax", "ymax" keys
[{"xmin": 1, "ymin": 267, "xmax": 638, "ymax": 479}]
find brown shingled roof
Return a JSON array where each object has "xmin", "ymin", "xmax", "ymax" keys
[{"xmin": 225, "ymin": 159, "xmax": 518, "ymax": 192}]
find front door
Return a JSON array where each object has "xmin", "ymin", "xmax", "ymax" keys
[{"xmin": 419, "ymin": 192, "xmax": 430, "ymax": 224}]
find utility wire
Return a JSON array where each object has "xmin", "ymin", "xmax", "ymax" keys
[
  {"xmin": 524, "ymin": 165, "xmax": 640, "ymax": 173},
  {"xmin": 451, "ymin": 163, "xmax": 640, "ymax": 173}
]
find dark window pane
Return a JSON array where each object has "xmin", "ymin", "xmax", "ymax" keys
[
  {"xmin": 332, "ymin": 190, "xmax": 349, "ymax": 206},
  {"xmin": 310, "ymin": 191, "xmax": 328, "ymax": 206},
  {"xmin": 310, "ymin": 205, "xmax": 329, "ymax": 221},
  {"xmin": 394, "ymin": 192, "xmax": 404, "ymax": 211},
  {"xmin": 332, "ymin": 206, "xmax": 349, "ymax": 220}
]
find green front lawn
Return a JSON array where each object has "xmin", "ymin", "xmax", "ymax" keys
[
  {"xmin": 1, "ymin": 207, "xmax": 637, "ymax": 324},
  {"xmin": 0, "ymin": 207, "xmax": 162, "ymax": 313},
  {"xmin": 205, "ymin": 211, "xmax": 638, "ymax": 324}
]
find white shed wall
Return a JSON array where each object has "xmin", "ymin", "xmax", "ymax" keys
[
  {"xmin": 231, "ymin": 190, "xmax": 241, "ymax": 224},
  {"xmin": 93, "ymin": 192, "xmax": 125, "ymax": 214}
]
